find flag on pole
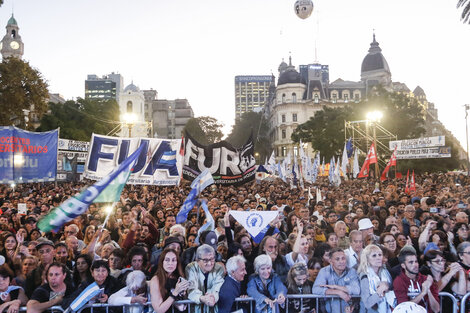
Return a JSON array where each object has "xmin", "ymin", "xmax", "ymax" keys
[
  {"xmin": 66, "ymin": 282, "xmax": 101, "ymax": 313},
  {"xmin": 229, "ymin": 210, "xmax": 278, "ymax": 239},
  {"xmin": 308, "ymin": 187, "xmax": 314, "ymax": 201},
  {"xmin": 341, "ymin": 142, "xmax": 349, "ymax": 179},
  {"xmin": 380, "ymin": 147, "xmax": 397, "ymax": 182},
  {"xmin": 316, "ymin": 187, "xmax": 322, "ymax": 203},
  {"xmin": 195, "ymin": 200, "xmax": 214, "ymax": 244},
  {"xmin": 346, "ymin": 138, "xmax": 354, "ymax": 158},
  {"xmin": 176, "ymin": 169, "xmax": 214, "ymax": 224},
  {"xmin": 334, "ymin": 157, "xmax": 341, "ymax": 186},
  {"xmin": 410, "ymin": 170, "xmax": 416, "ymax": 193},
  {"xmin": 267, "ymin": 151, "xmax": 276, "ymax": 173},
  {"xmin": 352, "ymin": 148, "xmax": 360, "ymax": 178},
  {"xmin": 405, "ymin": 170, "xmax": 410, "ymax": 194},
  {"xmin": 358, "ymin": 143, "xmax": 377, "ymax": 178},
  {"xmin": 38, "ymin": 145, "xmax": 144, "ymax": 233},
  {"xmin": 312, "ymin": 152, "xmax": 320, "ymax": 183}
]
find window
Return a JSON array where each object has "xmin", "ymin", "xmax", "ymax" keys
[
  {"xmin": 292, "ymin": 93, "xmax": 297, "ymax": 103},
  {"xmin": 282, "ymin": 94, "xmax": 286, "ymax": 103},
  {"xmin": 293, "ymin": 113, "xmax": 297, "ymax": 122},
  {"xmin": 282, "ymin": 129, "xmax": 286, "ymax": 139},
  {"xmin": 344, "ymin": 93, "xmax": 349, "ymax": 103},
  {"xmin": 127, "ymin": 101, "xmax": 133, "ymax": 112},
  {"xmin": 282, "ymin": 114, "xmax": 286, "ymax": 123},
  {"xmin": 354, "ymin": 93, "xmax": 360, "ymax": 102},
  {"xmin": 332, "ymin": 93, "xmax": 337, "ymax": 103},
  {"xmin": 314, "ymin": 94, "xmax": 319, "ymax": 104},
  {"xmin": 282, "ymin": 146, "xmax": 287, "ymax": 157}
]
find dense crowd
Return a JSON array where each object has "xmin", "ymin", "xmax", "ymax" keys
[{"xmin": 0, "ymin": 172, "xmax": 468, "ymax": 313}]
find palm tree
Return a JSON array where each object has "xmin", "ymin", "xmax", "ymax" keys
[{"xmin": 458, "ymin": 0, "xmax": 470, "ymax": 23}]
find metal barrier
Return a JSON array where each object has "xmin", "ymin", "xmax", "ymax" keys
[{"xmin": 18, "ymin": 292, "xmax": 461, "ymax": 313}]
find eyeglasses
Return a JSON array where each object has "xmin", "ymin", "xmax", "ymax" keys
[
  {"xmin": 199, "ymin": 257, "xmax": 215, "ymax": 264},
  {"xmin": 462, "ymin": 251, "xmax": 470, "ymax": 255}
]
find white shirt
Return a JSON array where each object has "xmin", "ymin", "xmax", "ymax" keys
[
  {"xmin": 285, "ymin": 252, "xmax": 308, "ymax": 268},
  {"xmin": 344, "ymin": 246, "xmax": 359, "ymax": 269}
]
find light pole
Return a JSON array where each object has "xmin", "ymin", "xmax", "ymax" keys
[
  {"xmin": 465, "ymin": 105, "xmax": 470, "ymax": 175},
  {"xmin": 366, "ymin": 110, "xmax": 383, "ymax": 179},
  {"xmin": 122, "ymin": 113, "xmax": 137, "ymax": 137}
]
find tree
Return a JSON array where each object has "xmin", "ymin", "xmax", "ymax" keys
[
  {"xmin": 458, "ymin": 0, "xmax": 470, "ymax": 23},
  {"xmin": 183, "ymin": 116, "xmax": 223, "ymax": 145},
  {"xmin": 36, "ymin": 98, "xmax": 120, "ymax": 141},
  {"xmin": 0, "ymin": 57, "xmax": 49, "ymax": 129},
  {"xmin": 226, "ymin": 111, "xmax": 271, "ymax": 161}
]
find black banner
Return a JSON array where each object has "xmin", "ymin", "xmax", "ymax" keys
[{"xmin": 183, "ymin": 133, "xmax": 256, "ymax": 186}]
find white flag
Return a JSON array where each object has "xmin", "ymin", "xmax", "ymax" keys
[
  {"xmin": 229, "ymin": 210, "xmax": 278, "ymax": 238},
  {"xmin": 353, "ymin": 148, "xmax": 360, "ymax": 178},
  {"xmin": 341, "ymin": 142, "xmax": 348, "ymax": 179},
  {"xmin": 316, "ymin": 187, "xmax": 322, "ymax": 203}
]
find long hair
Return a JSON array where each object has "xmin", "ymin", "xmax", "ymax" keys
[
  {"xmin": 73, "ymin": 254, "xmax": 93, "ymax": 287},
  {"xmin": 357, "ymin": 244, "xmax": 388, "ymax": 278},
  {"xmin": 155, "ymin": 248, "xmax": 184, "ymax": 299},
  {"xmin": 287, "ymin": 263, "xmax": 311, "ymax": 293}
]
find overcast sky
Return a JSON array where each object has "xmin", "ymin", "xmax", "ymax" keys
[{"xmin": 1, "ymin": 0, "xmax": 469, "ymax": 153}]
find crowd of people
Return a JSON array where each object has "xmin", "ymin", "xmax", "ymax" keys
[{"xmin": 0, "ymin": 172, "xmax": 468, "ymax": 313}]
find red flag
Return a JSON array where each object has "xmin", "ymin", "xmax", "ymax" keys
[
  {"xmin": 405, "ymin": 170, "xmax": 410, "ymax": 194},
  {"xmin": 410, "ymin": 170, "xmax": 416, "ymax": 193},
  {"xmin": 380, "ymin": 148, "xmax": 397, "ymax": 182},
  {"xmin": 396, "ymin": 172, "xmax": 403, "ymax": 179},
  {"xmin": 358, "ymin": 144, "xmax": 376, "ymax": 178}
]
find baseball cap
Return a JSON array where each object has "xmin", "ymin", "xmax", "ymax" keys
[
  {"xmin": 204, "ymin": 231, "xmax": 218, "ymax": 249},
  {"xmin": 36, "ymin": 239, "xmax": 54, "ymax": 250}
]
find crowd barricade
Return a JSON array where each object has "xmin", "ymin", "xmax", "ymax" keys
[{"xmin": 16, "ymin": 292, "xmax": 461, "ymax": 313}]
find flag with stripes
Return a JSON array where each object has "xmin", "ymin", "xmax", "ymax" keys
[{"xmin": 68, "ymin": 282, "xmax": 101, "ymax": 312}]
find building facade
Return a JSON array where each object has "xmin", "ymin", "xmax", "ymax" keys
[
  {"xmin": 234, "ymin": 75, "xmax": 274, "ymax": 119},
  {"xmin": 119, "ymin": 83, "xmax": 148, "ymax": 138},
  {"xmin": 149, "ymin": 98, "xmax": 194, "ymax": 139},
  {"xmin": 85, "ymin": 73, "xmax": 123, "ymax": 101}
]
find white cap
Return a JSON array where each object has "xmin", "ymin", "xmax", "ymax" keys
[{"xmin": 358, "ymin": 218, "xmax": 374, "ymax": 231}]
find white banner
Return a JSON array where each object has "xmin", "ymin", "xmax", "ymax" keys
[
  {"xmin": 58, "ymin": 138, "xmax": 90, "ymax": 152},
  {"xmin": 389, "ymin": 136, "xmax": 445, "ymax": 150},
  {"xmin": 396, "ymin": 146, "xmax": 451, "ymax": 159},
  {"xmin": 84, "ymin": 134, "xmax": 183, "ymax": 185},
  {"xmin": 229, "ymin": 210, "xmax": 278, "ymax": 238}
]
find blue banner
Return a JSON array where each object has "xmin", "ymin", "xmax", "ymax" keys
[{"xmin": 0, "ymin": 126, "xmax": 58, "ymax": 183}]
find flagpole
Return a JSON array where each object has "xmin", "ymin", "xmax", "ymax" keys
[{"xmin": 102, "ymin": 202, "xmax": 117, "ymax": 228}]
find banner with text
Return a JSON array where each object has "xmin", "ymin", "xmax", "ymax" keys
[
  {"xmin": 396, "ymin": 146, "xmax": 451, "ymax": 159},
  {"xmin": 84, "ymin": 134, "xmax": 183, "ymax": 185},
  {"xmin": 183, "ymin": 132, "xmax": 256, "ymax": 185},
  {"xmin": 0, "ymin": 126, "xmax": 58, "ymax": 183},
  {"xmin": 389, "ymin": 136, "xmax": 445, "ymax": 150}
]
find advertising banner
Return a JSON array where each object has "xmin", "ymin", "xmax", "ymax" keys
[
  {"xmin": 183, "ymin": 132, "xmax": 256, "ymax": 185},
  {"xmin": 389, "ymin": 136, "xmax": 445, "ymax": 150},
  {"xmin": 84, "ymin": 134, "xmax": 183, "ymax": 185},
  {"xmin": 396, "ymin": 146, "xmax": 451, "ymax": 159},
  {"xmin": 0, "ymin": 126, "xmax": 58, "ymax": 183}
]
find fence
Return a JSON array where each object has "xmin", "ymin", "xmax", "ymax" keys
[{"xmin": 17, "ymin": 292, "xmax": 461, "ymax": 313}]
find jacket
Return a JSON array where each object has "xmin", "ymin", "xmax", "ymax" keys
[
  {"xmin": 247, "ymin": 273, "xmax": 287, "ymax": 313},
  {"xmin": 185, "ymin": 261, "xmax": 225, "ymax": 313},
  {"xmin": 218, "ymin": 275, "xmax": 244, "ymax": 313}
]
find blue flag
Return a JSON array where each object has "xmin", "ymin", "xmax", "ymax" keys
[
  {"xmin": 195, "ymin": 200, "xmax": 215, "ymax": 244},
  {"xmin": 346, "ymin": 138, "xmax": 353, "ymax": 158},
  {"xmin": 68, "ymin": 282, "xmax": 101, "ymax": 312},
  {"xmin": 38, "ymin": 145, "xmax": 144, "ymax": 232},
  {"xmin": 176, "ymin": 169, "xmax": 214, "ymax": 224}
]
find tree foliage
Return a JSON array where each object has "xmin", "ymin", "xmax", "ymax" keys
[
  {"xmin": 183, "ymin": 116, "xmax": 223, "ymax": 145},
  {"xmin": 0, "ymin": 57, "xmax": 49, "ymax": 129},
  {"xmin": 292, "ymin": 88, "xmax": 426, "ymax": 161},
  {"xmin": 36, "ymin": 98, "xmax": 120, "ymax": 141},
  {"xmin": 226, "ymin": 111, "xmax": 271, "ymax": 161}
]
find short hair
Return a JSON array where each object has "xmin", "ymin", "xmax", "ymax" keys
[
  {"xmin": 457, "ymin": 242, "xmax": 470, "ymax": 258},
  {"xmin": 170, "ymin": 224, "xmax": 186, "ymax": 237},
  {"xmin": 424, "ymin": 249, "xmax": 444, "ymax": 263},
  {"xmin": 328, "ymin": 247, "xmax": 345, "ymax": 259},
  {"xmin": 226, "ymin": 255, "xmax": 246, "ymax": 275},
  {"xmin": 55, "ymin": 242, "xmax": 67, "ymax": 250},
  {"xmin": 128, "ymin": 246, "xmax": 148, "ymax": 265},
  {"xmin": 126, "ymin": 270, "xmax": 146, "ymax": 290},
  {"xmin": 349, "ymin": 230, "xmax": 362, "ymax": 239},
  {"xmin": 254, "ymin": 254, "xmax": 272, "ymax": 274},
  {"xmin": 91, "ymin": 259, "xmax": 110, "ymax": 273},
  {"xmin": 196, "ymin": 244, "xmax": 215, "ymax": 260},
  {"xmin": 398, "ymin": 247, "xmax": 417, "ymax": 264},
  {"xmin": 0, "ymin": 267, "xmax": 12, "ymax": 280},
  {"xmin": 47, "ymin": 262, "xmax": 67, "ymax": 277},
  {"xmin": 334, "ymin": 221, "xmax": 346, "ymax": 229},
  {"xmin": 110, "ymin": 248, "xmax": 124, "ymax": 259}
]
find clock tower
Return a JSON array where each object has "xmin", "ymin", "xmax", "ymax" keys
[{"xmin": 1, "ymin": 14, "xmax": 24, "ymax": 60}]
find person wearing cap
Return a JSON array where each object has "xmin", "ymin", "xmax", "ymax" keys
[
  {"xmin": 358, "ymin": 218, "xmax": 379, "ymax": 243},
  {"xmin": 186, "ymin": 244, "xmax": 225, "ymax": 313},
  {"xmin": 25, "ymin": 239, "xmax": 55, "ymax": 298},
  {"xmin": 393, "ymin": 247, "xmax": 440, "ymax": 313},
  {"xmin": 182, "ymin": 230, "xmax": 222, "ymax": 269}
]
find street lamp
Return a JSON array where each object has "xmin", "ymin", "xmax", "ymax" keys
[
  {"xmin": 366, "ymin": 110, "xmax": 383, "ymax": 179},
  {"xmin": 465, "ymin": 105, "xmax": 470, "ymax": 175},
  {"xmin": 255, "ymin": 152, "xmax": 260, "ymax": 164},
  {"xmin": 122, "ymin": 113, "xmax": 137, "ymax": 137}
]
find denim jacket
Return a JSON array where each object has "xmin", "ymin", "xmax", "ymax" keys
[{"xmin": 247, "ymin": 273, "xmax": 287, "ymax": 313}]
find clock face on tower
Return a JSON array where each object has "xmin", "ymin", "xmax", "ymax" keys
[{"xmin": 10, "ymin": 41, "xmax": 19, "ymax": 50}]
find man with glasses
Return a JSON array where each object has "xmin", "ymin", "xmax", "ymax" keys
[
  {"xmin": 186, "ymin": 244, "xmax": 225, "ymax": 312},
  {"xmin": 344, "ymin": 230, "xmax": 363, "ymax": 269},
  {"xmin": 25, "ymin": 239, "xmax": 56, "ymax": 298},
  {"xmin": 393, "ymin": 248, "xmax": 440, "ymax": 312}
]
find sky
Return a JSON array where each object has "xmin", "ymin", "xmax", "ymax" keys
[{"xmin": 1, "ymin": 0, "xmax": 469, "ymax": 152}]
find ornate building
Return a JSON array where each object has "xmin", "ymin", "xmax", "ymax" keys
[
  {"xmin": 266, "ymin": 34, "xmax": 465, "ymax": 161},
  {"xmin": 119, "ymin": 82, "xmax": 149, "ymax": 138},
  {"xmin": 0, "ymin": 14, "xmax": 24, "ymax": 60}
]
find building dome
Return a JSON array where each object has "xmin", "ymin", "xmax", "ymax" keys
[
  {"xmin": 7, "ymin": 15, "xmax": 17, "ymax": 26},
  {"xmin": 278, "ymin": 60, "xmax": 288, "ymax": 73},
  {"xmin": 278, "ymin": 68, "xmax": 304, "ymax": 85},
  {"xmin": 361, "ymin": 34, "xmax": 390, "ymax": 73},
  {"xmin": 124, "ymin": 82, "xmax": 140, "ymax": 92}
]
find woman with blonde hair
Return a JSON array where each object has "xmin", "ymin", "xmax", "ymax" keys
[{"xmin": 357, "ymin": 244, "xmax": 396, "ymax": 313}]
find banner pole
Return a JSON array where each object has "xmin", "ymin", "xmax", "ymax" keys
[{"xmin": 102, "ymin": 202, "xmax": 117, "ymax": 229}]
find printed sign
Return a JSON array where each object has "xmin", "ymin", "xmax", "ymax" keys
[
  {"xmin": 396, "ymin": 146, "xmax": 451, "ymax": 159},
  {"xmin": 84, "ymin": 134, "xmax": 183, "ymax": 185},
  {"xmin": 389, "ymin": 136, "xmax": 445, "ymax": 150},
  {"xmin": 183, "ymin": 133, "xmax": 256, "ymax": 185},
  {"xmin": 0, "ymin": 126, "xmax": 58, "ymax": 183}
]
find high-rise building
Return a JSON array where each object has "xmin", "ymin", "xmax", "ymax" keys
[
  {"xmin": 234, "ymin": 75, "xmax": 273, "ymax": 119},
  {"xmin": 84, "ymin": 72, "xmax": 123, "ymax": 101},
  {"xmin": 0, "ymin": 14, "xmax": 24, "ymax": 60},
  {"xmin": 150, "ymin": 99, "xmax": 194, "ymax": 139}
]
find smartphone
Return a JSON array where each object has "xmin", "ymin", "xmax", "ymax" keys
[
  {"xmin": 429, "ymin": 207, "xmax": 438, "ymax": 213},
  {"xmin": 458, "ymin": 203, "xmax": 467, "ymax": 209}
]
